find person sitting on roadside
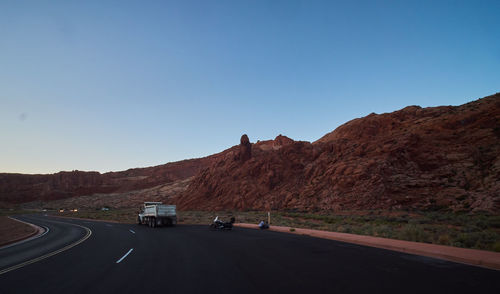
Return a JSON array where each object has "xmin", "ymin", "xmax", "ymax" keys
[{"xmin": 259, "ymin": 220, "xmax": 269, "ymax": 229}]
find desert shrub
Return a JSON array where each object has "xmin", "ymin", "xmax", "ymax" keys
[
  {"xmin": 375, "ymin": 225, "xmax": 394, "ymax": 238},
  {"xmin": 339, "ymin": 225, "xmax": 352, "ymax": 233},
  {"xmin": 492, "ymin": 241, "xmax": 500, "ymax": 252},
  {"xmin": 454, "ymin": 233, "xmax": 479, "ymax": 248},
  {"xmin": 399, "ymin": 225, "xmax": 431, "ymax": 243},
  {"xmin": 357, "ymin": 223, "xmax": 374, "ymax": 236},
  {"xmin": 489, "ymin": 216, "xmax": 500, "ymax": 228},
  {"xmin": 407, "ymin": 219, "xmax": 421, "ymax": 225},
  {"xmin": 437, "ymin": 234, "xmax": 451, "ymax": 245}
]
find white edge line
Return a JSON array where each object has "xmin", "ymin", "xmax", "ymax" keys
[
  {"xmin": 129, "ymin": 229, "xmax": 135, "ymax": 234},
  {"xmin": 116, "ymin": 248, "xmax": 134, "ymax": 263},
  {"xmin": 0, "ymin": 219, "xmax": 92, "ymax": 276}
]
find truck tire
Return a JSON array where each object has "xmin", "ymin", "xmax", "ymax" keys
[
  {"xmin": 137, "ymin": 216, "xmax": 141, "ymax": 225},
  {"xmin": 152, "ymin": 217, "xmax": 156, "ymax": 228}
]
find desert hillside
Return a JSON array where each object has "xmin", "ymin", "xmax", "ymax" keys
[{"xmin": 176, "ymin": 93, "xmax": 500, "ymax": 212}]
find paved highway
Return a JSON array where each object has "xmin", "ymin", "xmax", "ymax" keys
[{"xmin": 1, "ymin": 214, "xmax": 499, "ymax": 293}]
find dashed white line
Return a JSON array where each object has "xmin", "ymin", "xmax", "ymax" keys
[
  {"xmin": 116, "ymin": 248, "xmax": 134, "ymax": 264},
  {"xmin": 129, "ymin": 229, "xmax": 135, "ymax": 234}
]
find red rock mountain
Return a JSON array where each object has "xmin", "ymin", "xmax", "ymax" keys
[{"xmin": 176, "ymin": 93, "xmax": 500, "ymax": 212}]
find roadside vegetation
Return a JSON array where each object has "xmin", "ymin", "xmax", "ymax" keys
[
  {"xmin": 54, "ymin": 208, "xmax": 137, "ymax": 223},
  {"xmin": 0, "ymin": 209, "xmax": 38, "ymax": 217},
  {"xmin": 46, "ymin": 208, "xmax": 500, "ymax": 252}
]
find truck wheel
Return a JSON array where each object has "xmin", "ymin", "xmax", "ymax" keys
[
  {"xmin": 152, "ymin": 218, "xmax": 156, "ymax": 228},
  {"xmin": 137, "ymin": 217, "xmax": 141, "ymax": 225},
  {"xmin": 148, "ymin": 218, "xmax": 152, "ymax": 227}
]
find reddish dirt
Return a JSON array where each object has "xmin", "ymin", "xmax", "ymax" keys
[
  {"xmin": 177, "ymin": 93, "xmax": 500, "ymax": 212},
  {"xmin": 0, "ymin": 216, "xmax": 38, "ymax": 247},
  {"xmin": 235, "ymin": 223, "xmax": 500, "ymax": 270}
]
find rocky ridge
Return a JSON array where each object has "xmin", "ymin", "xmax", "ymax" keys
[{"xmin": 176, "ymin": 93, "xmax": 500, "ymax": 212}]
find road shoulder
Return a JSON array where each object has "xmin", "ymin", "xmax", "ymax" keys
[{"xmin": 235, "ymin": 223, "xmax": 500, "ymax": 270}]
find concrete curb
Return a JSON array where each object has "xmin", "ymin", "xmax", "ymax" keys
[
  {"xmin": 235, "ymin": 223, "xmax": 500, "ymax": 271},
  {"xmin": 0, "ymin": 217, "xmax": 45, "ymax": 248}
]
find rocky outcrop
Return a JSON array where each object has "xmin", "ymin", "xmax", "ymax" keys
[
  {"xmin": 176, "ymin": 93, "xmax": 500, "ymax": 212},
  {"xmin": 239, "ymin": 134, "xmax": 252, "ymax": 162}
]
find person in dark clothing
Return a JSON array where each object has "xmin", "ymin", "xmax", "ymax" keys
[{"xmin": 259, "ymin": 220, "xmax": 269, "ymax": 229}]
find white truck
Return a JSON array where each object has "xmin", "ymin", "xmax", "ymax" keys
[{"xmin": 137, "ymin": 202, "xmax": 177, "ymax": 228}]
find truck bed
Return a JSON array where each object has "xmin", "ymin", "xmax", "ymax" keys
[{"xmin": 143, "ymin": 205, "xmax": 176, "ymax": 217}]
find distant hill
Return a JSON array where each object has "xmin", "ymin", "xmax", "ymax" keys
[
  {"xmin": 0, "ymin": 156, "xmax": 220, "ymax": 205},
  {"xmin": 176, "ymin": 93, "xmax": 500, "ymax": 212}
]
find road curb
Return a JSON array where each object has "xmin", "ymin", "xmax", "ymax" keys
[
  {"xmin": 235, "ymin": 223, "xmax": 500, "ymax": 271},
  {"xmin": 0, "ymin": 217, "xmax": 46, "ymax": 248}
]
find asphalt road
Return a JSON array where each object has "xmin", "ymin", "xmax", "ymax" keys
[{"xmin": 1, "ymin": 214, "xmax": 499, "ymax": 294}]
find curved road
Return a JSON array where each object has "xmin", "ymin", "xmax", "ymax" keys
[{"xmin": 1, "ymin": 214, "xmax": 499, "ymax": 293}]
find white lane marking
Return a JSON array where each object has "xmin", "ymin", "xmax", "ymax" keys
[
  {"xmin": 116, "ymin": 248, "xmax": 134, "ymax": 264},
  {"xmin": 129, "ymin": 229, "xmax": 135, "ymax": 234},
  {"xmin": 0, "ymin": 219, "xmax": 92, "ymax": 276}
]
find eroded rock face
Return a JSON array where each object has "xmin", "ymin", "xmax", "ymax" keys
[
  {"xmin": 239, "ymin": 134, "xmax": 252, "ymax": 162},
  {"xmin": 176, "ymin": 93, "xmax": 500, "ymax": 213}
]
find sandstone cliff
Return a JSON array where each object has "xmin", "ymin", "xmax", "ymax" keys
[{"xmin": 176, "ymin": 93, "xmax": 500, "ymax": 212}]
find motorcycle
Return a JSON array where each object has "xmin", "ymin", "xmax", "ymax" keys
[{"xmin": 209, "ymin": 216, "xmax": 235, "ymax": 231}]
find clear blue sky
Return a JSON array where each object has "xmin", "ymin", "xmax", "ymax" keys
[{"xmin": 1, "ymin": 0, "xmax": 499, "ymax": 174}]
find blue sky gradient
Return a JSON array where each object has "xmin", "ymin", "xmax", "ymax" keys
[{"xmin": 1, "ymin": 0, "xmax": 499, "ymax": 174}]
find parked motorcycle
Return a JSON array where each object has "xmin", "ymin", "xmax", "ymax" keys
[{"xmin": 210, "ymin": 216, "xmax": 235, "ymax": 231}]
